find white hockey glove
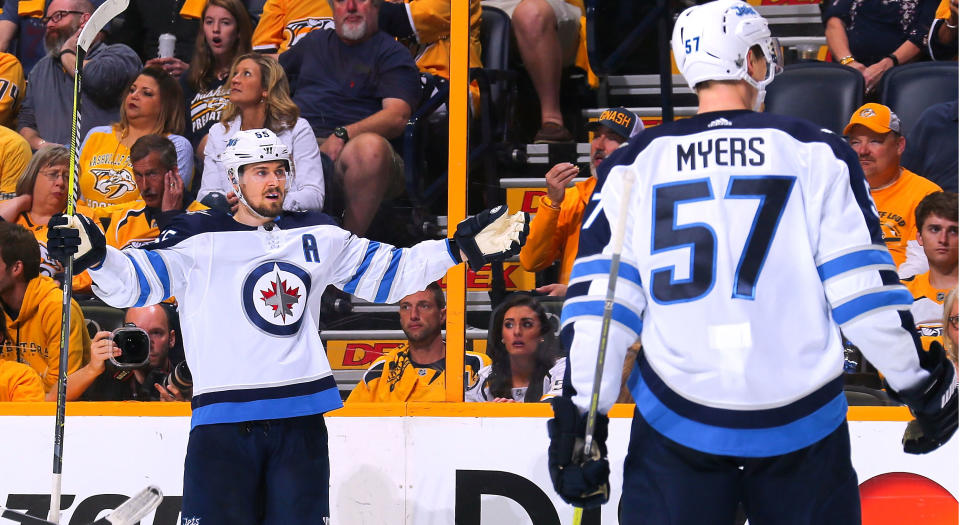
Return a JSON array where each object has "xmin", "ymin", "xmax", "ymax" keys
[{"xmin": 452, "ymin": 206, "xmax": 530, "ymax": 270}]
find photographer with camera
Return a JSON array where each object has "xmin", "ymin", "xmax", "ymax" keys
[{"xmin": 82, "ymin": 304, "xmax": 189, "ymax": 401}]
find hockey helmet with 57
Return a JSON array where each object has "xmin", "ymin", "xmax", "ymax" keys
[{"xmin": 672, "ymin": 0, "xmax": 782, "ymax": 108}]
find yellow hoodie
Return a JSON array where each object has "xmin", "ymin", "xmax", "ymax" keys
[{"xmin": 1, "ymin": 276, "xmax": 90, "ymax": 393}]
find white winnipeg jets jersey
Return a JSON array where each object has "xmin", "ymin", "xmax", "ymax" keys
[
  {"xmin": 89, "ymin": 209, "xmax": 458, "ymax": 428},
  {"xmin": 561, "ymin": 110, "xmax": 929, "ymax": 457}
]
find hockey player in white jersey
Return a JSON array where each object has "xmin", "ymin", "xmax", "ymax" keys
[
  {"xmin": 546, "ymin": 1, "xmax": 958, "ymax": 523},
  {"xmin": 46, "ymin": 128, "xmax": 529, "ymax": 524}
]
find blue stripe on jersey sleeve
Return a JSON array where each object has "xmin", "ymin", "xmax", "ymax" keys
[
  {"xmin": 375, "ymin": 248, "xmax": 403, "ymax": 303},
  {"xmin": 817, "ymin": 248, "xmax": 895, "ymax": 281},
  {"xmin": 125, "ymin": 253, "xmax": 153, "ymax": 307},
  {"xmin": 143, "ymin": 250, "xmax": 171, "ymax": 300},
  {"xmin": 560, "ymin": 300, "xmax": 643, "ymax": 336},
  {"xmin": 344, "ymin": 241, "xmax": 380, "ymax": 294},
  {"xmin": 832, "ymin": 288, "xmax": 913, "ymax": 325},
  {"xmin": 629, "ymin": 366, "xmax": 847, "ymax": 457},
  {"xmin": 569, "ymin": 258, "xmax": 642, "ymax": 285}
]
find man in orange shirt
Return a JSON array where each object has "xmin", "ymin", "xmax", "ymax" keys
[
  {"xmin": 845, "ymin": 103, "xmax": 942, "ymax": 278},
  {"xmin": 518, "ymin": 107, "xmax": 642, "ymax": 296}
]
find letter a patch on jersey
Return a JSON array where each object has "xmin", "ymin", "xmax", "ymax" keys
[{"xmin": 242, "ymin": 261, "xmax": 312, "ymax": 336}]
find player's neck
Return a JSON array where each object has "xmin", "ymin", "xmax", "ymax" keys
[
  {"xmin": 233, "ymin": 205, "xmax": 273, "ymax": 227},
  {"xmin": 696, "ymin": 82, "xmax": 755, "ymax": 114},
  {"xmin": 408, "ymin": 335, "xmax": 445, "ymax": 364}
]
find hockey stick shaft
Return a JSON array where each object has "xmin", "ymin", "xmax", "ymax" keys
[
  {"xmin": 48, "ymin": 42, "xmax": 85, "ymax": 525},
  {"xmin": 571, "ymin": 173, "xmax": 635, "ymax": 525}
]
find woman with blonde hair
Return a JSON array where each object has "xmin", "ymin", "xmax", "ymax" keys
[
  {"xmin": 77, "ymin": 67, "xmax": 194, "ymax": 208},
  {"xmin": 943, "ymin": 287, "xmax": 958, "ymax": 368},
  {"xmin": 199, "ymin": 53, "xmax": 325, "ymax": 213}
]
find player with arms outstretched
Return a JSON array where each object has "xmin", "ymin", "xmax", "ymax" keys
[
  {"xmin": 46, "ymin": 128, "xmax": 528, "ymax": 524},
  {"xmin": 546, "ymin": 1, "xmax": 958, "ymax": 524}
]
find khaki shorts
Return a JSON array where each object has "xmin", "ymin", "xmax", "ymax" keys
[{"xmin": 482, "ymin": 0, "xmax": 582, "ymax": 65}]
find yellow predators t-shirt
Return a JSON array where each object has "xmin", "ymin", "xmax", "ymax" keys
[{"xmin": 870, "ymin": 169, "xmax": 942, "ymax": 268}]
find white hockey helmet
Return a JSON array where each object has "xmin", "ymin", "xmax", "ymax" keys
[
  {"xmin": 672, "ymin": 0, "xmax": 782, "ymax": 102},
  {"xmin": 221, "ymin": 128, "xmax": 294, "ymax": 216}
]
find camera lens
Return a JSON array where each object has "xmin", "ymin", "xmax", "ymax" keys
[
  {"xmin": 110, "ymin": 326, "xmax": 150, "ymax": 369},
  {"xmin": 165, "ymin": 361, "xmax": 192, "ymax": 391}
]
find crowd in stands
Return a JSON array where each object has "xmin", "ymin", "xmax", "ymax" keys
[{"xmin": 0, "ymin": 0, "xmax": 956, "ymax": 403}]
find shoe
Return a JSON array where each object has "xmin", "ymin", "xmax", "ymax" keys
[{"xmin": 533, "ymin": 122, "xmax": 574, "ymax": 143}]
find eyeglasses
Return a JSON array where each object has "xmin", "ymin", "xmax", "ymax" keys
[
  {"xmin": 42, "ymin": 10, "xmax": 84, "ymax": 24},
  {"xmin": 39, "ymin": 168, "xmax": 68, "ymax": 182},
  {"xmin": 950, "ymin": 315, "xmax": 959, "ymax": 329}
]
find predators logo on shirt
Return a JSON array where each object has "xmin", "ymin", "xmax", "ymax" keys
[
  {"xmin": 283, "ymin": 18, "xmax": 334, "ymax": 49},
  {"xmin": 242, "ymin": 261, "xmax": 312, "ymax": 336},
  {"xmin": 91, "ymin": 168, "xmax": 137, "ymax": 201}
]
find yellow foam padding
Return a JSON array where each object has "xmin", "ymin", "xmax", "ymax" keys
[{"xmin": 0, "ymin": 402, "xmax": 914, "ymax": 420}]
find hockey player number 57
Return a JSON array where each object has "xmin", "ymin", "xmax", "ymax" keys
[{"xmin": 650, "ymin": 176, "xmax": 795, "ymax": 304}]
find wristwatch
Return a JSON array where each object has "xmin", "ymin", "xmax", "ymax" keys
[{"xmin": 333, "ymin": 126, "xmax": 349, "ymax": 142}]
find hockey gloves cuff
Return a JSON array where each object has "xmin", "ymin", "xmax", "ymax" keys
[
  {"xmin": 547, "ymin": 396, "xmax": 610, "ymax": 508},
  {"xmin": 890, "ymin": 341, "xmax": 958, "ymax": 454},
  {"xmin": 452, "ymin": 205, "xmax": 529, "ymax": 270},
  {"xmin": 47, "ymin": 213, "xmax": 107, "ymax": 273}
]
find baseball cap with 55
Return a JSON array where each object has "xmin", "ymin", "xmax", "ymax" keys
[
  {"xmin": 586, "ymin": 107, "xmax": 644, "ymax": 141},
  {"xmin": 844, "ymin": 103, "xmax": 902, "ymax": 136}
]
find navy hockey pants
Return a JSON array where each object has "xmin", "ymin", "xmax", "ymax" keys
[
  {"xmin": 620, "ymin": 410, "xmax": 861, "ymax": 525},
  {"xmin": 180, "ymin": 414, "xmax": 330, "ymax": 525}
]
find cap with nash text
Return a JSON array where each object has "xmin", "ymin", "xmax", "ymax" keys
[
  {"xmin": 844, "ymin": 103, "xmax": 902, "ymax": 135},
  {"xmin": 586, "ymin": 107, "xmax": 644, "ymax": 140}
]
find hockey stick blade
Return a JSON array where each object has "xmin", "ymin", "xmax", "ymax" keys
[
  {"xmin": 77, "ymin": 0, "xmax": 129, "ymax": 51},
  {"xmin": 92, "ymin": 486, "xmax": 163, "ymax": 525},
  {"xmin": 2, "ymin": 487, "xmax": 161, "ymax": 525}
]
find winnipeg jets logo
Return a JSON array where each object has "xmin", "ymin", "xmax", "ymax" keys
[
  {"xmin": 260, "ymin": 272, "xmax": 301, "ymax": 322},
  {"xmin": 242, "ymin": 261, "xmax": 312, "ymax": 336},
  {"xmin": 92, "ymin": 168, "xmax": 136, "ymax": 199}
]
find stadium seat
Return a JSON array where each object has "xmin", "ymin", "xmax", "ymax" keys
[
  {"xmin": 402, "ymin": 5, "xmax": 516, "ymax": 211},
  {"xmin": 880, "ymin": 61, "xmax": 959, "ymax": 137},
  {"xmin": 80, "ymin": 303, "xmax": 125, "ymax": 338},
  {"xmin": 764, "ymin": 62, "xmax": 864, "ymax": 135}
]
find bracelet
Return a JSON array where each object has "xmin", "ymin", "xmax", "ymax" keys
[
  {"xmin": 58, "ymin": 49, "xmax": 76, "ymax": 59},
  {"xmin": 540, "ymin": 196, "xmax": 561, "ymax": 211},
  {"xmin": 946, "ymin": 20, "xmax": 958, "ymax": 29},
  {"xmin": 886, "ymin": 53, "xmax": 900, "ymax": 67},
  {"xmin": 839, "ymin": 55, "xmax": 855, "ymax": 65}
]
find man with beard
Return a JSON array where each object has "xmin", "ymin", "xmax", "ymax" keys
[
  {"xmin": 346, "ymin": 282, "xmax": 490, "ymax": 402},
  {"xmin": 518, "ymin": 107, "xmax": 643, "ymax": 297},
  {"xmin": 279, "ymin": 0, "xmax": 420, "ymax": 237},
  {"xmin": 17, "ymin": 0, "xmax": 140, "ymax": 150},
  {"xmin": 47, "ymin": 128, "xmax": 529, "ymax": 523}
]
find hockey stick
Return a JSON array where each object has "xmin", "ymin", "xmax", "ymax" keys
[
  {"xmin": 48, "ymin": 1, "xmax": 130, "ymax": 522},
  {"xmin": 571, "ymin": 172, "xmax": 635, "ymax": 525},
  {"xmin": 5, "ymin": 486, "xmax": 162, "ymax": 525}
]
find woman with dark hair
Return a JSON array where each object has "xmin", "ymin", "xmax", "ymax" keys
[
  {"xmin": 466, "ymin": 294, "xmax": 565, "ymax": 402},
  {"xmin": 77, "ymin": 67, "xmax": 193, "ymax": 208},
  {"xmin": 178, "ymin": 0, "xmax": 254, "ymax": 155},
  {"xmin": 199, "ymin": 53, "xmax": 325, "ymax": 213}
]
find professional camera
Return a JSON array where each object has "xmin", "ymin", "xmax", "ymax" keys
[
  {"xmin": 109, "ymin": 323, "xmax": 150, "ymax": 370},
  {"xmin": 164, "ymin": 360, "xmax": 192, "ymax": 393}
]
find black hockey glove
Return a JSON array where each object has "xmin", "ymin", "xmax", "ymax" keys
[
  {"xmin": 452, "ymin": 205, "xmax": 529, "ymax": 270},
  {"xmin": 47, "ymin": 213, "xmax": 107, "ymax": 273},
  {"xmin": 888, "ymin": 341, "xmax": 958, "ymax": 454},
  {"xmin": 546, "ymin": 396, "xmax": 610, "ymax": 508}
]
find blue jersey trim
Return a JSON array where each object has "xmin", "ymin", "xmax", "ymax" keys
[
  {"xmin": 560, "ymin": 300, "xmax": 643, "ymax": 336},
  {"xmin": 832, "ymin": 288, "xmax": 913, "ymax": 325},
  {"xmin": 375, "ymin": 248, "xmax": 402, "ymax": 303},
  {"xmin": 634, "ymin": 353, "xmax": 845, "ymax": 428},
  {"xmin": 190, "ymin": 387, "xmax": 343, "ymax": 428},
  {"xmin": 125, "ymin": 253, "xmax": 152, "ymax": 307},
  {"xmin": 142, "ymin": 250, "xmax": 171, "ymax": 300},
  {"xmin": 569, "ymin": 258, "xmax": 642, "ymax": 285},
  {"xmin": 629, "ymin": 366, "xmax": 847, "ymax": 457},
  {"xmin": 818, "ymin": 248, "xmax": 895, "ymax": 281},
  {"xmin": 344, "ymin": 241, "xmax": 380, "ymax": 294},
  {"xmin": 192, "ymin": 375, "xmax": 339, "ymax": 407}
]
